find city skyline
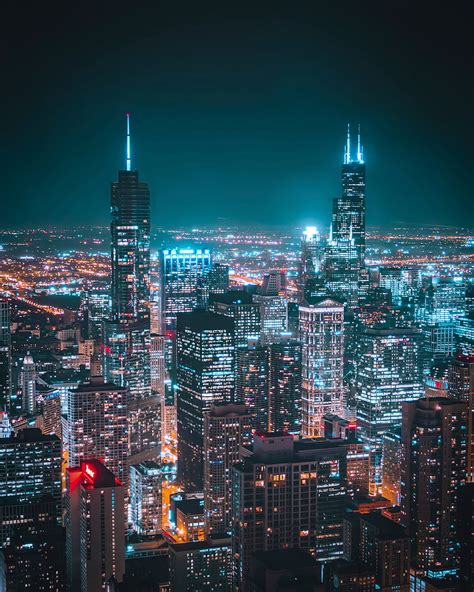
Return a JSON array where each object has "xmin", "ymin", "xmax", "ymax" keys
[{"xmin": 1, "ymin": 5, "xmax": 473, "ymax": 591}]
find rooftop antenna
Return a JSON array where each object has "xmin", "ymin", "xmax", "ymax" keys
[
  {"xmin": 344, "ymin": 124, "xmax": 351, "ymax": 164},
  {"xmin": 126, "ymin": 113, "xmax": 131, "ymax": 171},
  {"xmin": 357, "ymin": 124, "xmax": 363, "ymax": 162}
]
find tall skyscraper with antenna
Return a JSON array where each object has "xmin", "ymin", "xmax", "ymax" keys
[
  {"xmin": 332, "ymin": 124, "xmax": 366, "ymax": 267},
  {"xmin": 105, "ymin": 115, "xmax": 159, "ymax": 464},
  {"xmin": 110, "ymin": 113, "xmax": 151, "ymax": 324},
  {"xmin": 326, "ymin": 124, "xmax": 367, "ymax": 311}
]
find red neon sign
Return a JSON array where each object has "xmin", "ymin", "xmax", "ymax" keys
[{"xmin": 83, "ymin": 464, "xmax": 96, "ymax": 481}]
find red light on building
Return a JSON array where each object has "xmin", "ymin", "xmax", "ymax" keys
[{"xmin": 83, "ymin": 463, "xmax": 96, "ymax": 481}]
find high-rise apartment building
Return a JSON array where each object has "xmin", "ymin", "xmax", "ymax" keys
[
  {"xmin": 299, "ymin": 297, "xmax": 345, "ymax": 437},
  {"xmin": 356, "ymin": 326, "xmax": 423, "ymax": 491},
  {"xmin": 344, "ymin": 512, "xmax": 410, "ymax": 592},
  {"xmin": 231, "ymin": 433, "xmax": 348, "ymax": 584},
  {"xmin": 236, "ymin": 343, "xmax": 269, "ymax": 431},
  {"xmin": 176, "ymin": 311, "xmax": 235, "ymax": 491},
  {"xmin": 401, "ymin": 398, "xmax": 468, "ymax": 577},
  {"xmin": 169, "ymin": 536, "xmax": 233, "ymax": 592},
  {"xmin": 381, "ymin": 429, "xmax": 402, "ymax": 505},
  {"xmin": 65, "ymin": 460, "xmax": 125, "ymax": 592},
  {"xmin": 129, "ymin": 460, "xmax": 162, "ymax": 536},
  {"xmin": 20, "ymin": 352, "xmax": 36, "ymax": 414},
  {"xmin": 268, "ymin": 338, "xmax": 302, "ymax": 433},
  {"xmin": 150, "ymin": 333, "xmax": 166, "ymax": 395},
  {"xmin": 209, "ymin": 291, "xmax": 260, "ymax": 348},
  {"xmin": 0, "ymin": 298, "xmax": 11, "ymax": 409},
  {"xmin": 203, "ymin": 403, "xmax": 251, "ymax": 535},
  {"xmin": 66, "ymin": 376, "xmax": 128, "ymax": 485}
]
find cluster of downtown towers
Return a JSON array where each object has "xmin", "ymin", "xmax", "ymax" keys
[
  {"xmin": 100, "ymin": 119, "xmax": 473, "ymax": 586},
  {"xmin": 1, "ymin": 118, "xmax": 473, "ymax": 591}
]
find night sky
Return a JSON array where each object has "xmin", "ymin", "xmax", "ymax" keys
[{"xmin": 2, "ymin": 2, "xmax": 472, "ymax": 229}]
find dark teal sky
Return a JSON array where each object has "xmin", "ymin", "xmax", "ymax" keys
[{"xmin": 2, "ymin": 2, "xmax": 472, "ymax": 229}]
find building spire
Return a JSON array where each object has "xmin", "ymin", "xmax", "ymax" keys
[
  {"xmin": 357, "ymin": 124, "xmax": 363, "ymax": 163},
  {"xmin": 126, "ymin": 113, "xmax": 131, "ymax": 171},
  {"xmin": 344, "ymin": 123, "xmax": 351, "ymax": 164}
]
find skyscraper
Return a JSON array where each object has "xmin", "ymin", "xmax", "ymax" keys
[
  {"xmin": 0, "ymin": 429, "xmax": 61, "ymax": 547},
  {"xmin": 298, "ymin": 226, "xmax": 325, "ymax": 302},
  {"xmin": 268, "ymin": 338, "xmax": 302, "ymax": 433},
  {"xmin": 326, "ymin": 125, "xmax": 367, "ymax": 311},
  {"xmin": 0, "ymin": 298, "xmax": 11, "ymax": 409},
  {"xmin": 110, "ymin": 114, "xmax": 150, "ymax": 325},
  {"xmin": 20, "ymin": 352, "xmax": 36, "ymax": 414},
  {"xmin": 161, "ymin": 247, "xmax": 212, "ymax": 330},
  {"xmin": 344, "ymin": 512, "xmax": 410, "ymax": 592},
  {"xmin": 169, "ymin": 536, "xmax": 233, "ymax": 592},
  {"xmin": 176, "ymin": 311, "xmax": 235, "ymax": 491},
  {"xmin": 65, "ymin": 460, "xmax": 125, "ymax": 591},
  {"xmin": 209, "ymin": 290, "xmax": 261, "ymax": 348},
  {"xmin": 333, "ymin": 124, "xmax": 366, "ymax": 267},
  {"xmin": 299, "ymin": 297, "xmax": 345, "ymax": 437},
  {"xmin": 401, "ymin": 398, "xmax": 468, "ymax": 578},
  {"xmin": 356, "ymin": 325, "xmax": 424, "ymax": 491},
  {"xmin": 203, "ymin": 402, "xmax": 251, "ymax": 536},
  {"xmin": 235, "ymin": 343, "xmax": 269, "ymax": 432},
  {"xmin": 253, "ymin": 291, "xmax": 288, "ymax": 345},
  {"xmin": 65, "ymin": 376, "xmax": 128, "ymax": 485},
  {"xmin": 105, "ymin": 114, "xmax": 157, "ymax": 464},
  {"xmin": 129, "ymin": 460, "xmax": 162, "ymax": 536},
  {"xmin": 231, "ymin": 433, "xmax": 348, "ymax": 585}
]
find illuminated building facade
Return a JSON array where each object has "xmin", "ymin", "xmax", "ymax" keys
[
  {"xmin": 203, "ymin": 403, "xmax": 251, "ymax": 535},
  {"xmin": 299, "ymin": 297, "xmax": 345, "ymax": 437},
  {"xmin": 0, "ymin": 429, "xmax": 61, "ymax": 546},
  {"xmin": 298, "ymin": 226, "xmax": 325, "ymax": 301},
  {"xmin": 268, "ymin": 338, "xmax": 302, "ymax": 433},
  {"xmin": 150, "ymin": 333, "xmax": 166, "ymax": 395},
  {"xmin": 65, "ymin": 460, "xmax": 125, "ymax": 592},
  {"xmin": 333, "ymin": 124, "xmax": 366, "ymax": 267},
  {"xmin": 176, "ymin": 311, "xmax": 235, "ymax": 491},
  {"xmin": 106, "ymin": 115, "xmax": 154, "ymax": 464},
  {"xmin": 344, "ymin": 512, "xmax": 410, "ymax": 591},
  {"xmin": 83, "ymin": 289, "xmax": 110, "ymax": 341},
  {"xmin": 448, "ymin": 354, "xmax": 474, "ymax": 481},
  {"xmin": 381, "ymin": 429, "xmax": 402, "ymax": 505},
  {"xmin": 129, "ymin": 460, "xmax": 162, "ymax": 536},
  {"xmin": 231, "ymin": 433, "xmax": 348, "ymax": 584},
  {"xmin": 66, "ymin": 376, "xmax": 128, "ymax": 485},
  {"xmin": 209, "ymin": 290, "xmax": 260, "ymax": 348},
  {"xmin": 253, "ymin": 293, "xmax": 288, "ymax": 345},
  {"xmin": 169, "ymin": 536, "xmax": 232, "ymax": 592},
  {"xmin": 401, "ymin": 398, "xmax": 468, "ymax": 578},
  {"xmin": 161, "ymin": 247, "xmax": 212, "ymax": 330},
  {"xmin": 110, "ymin": 115, "xmax": 150, "ymax": 325},
  {"xmin": 0, "ymin": 298, "xmax": 11, "ymax": 409},
  {"xmin": 324, "ymin": 232, "xmax": 360, "ymax": 310},
  {"xmin": 416, "ymin": 277, "xmax": 466, "ymax": 371},
  {"xmin": 20, "ymin": 352, "xmax": 36, "ymax": 414},
  {"xmin": 356, "ymin": 326, "xmax": 424, "ymax": 490},
  {"xmin": 235, "ymin": 343, "xmax": 269, "ymax": 432}
]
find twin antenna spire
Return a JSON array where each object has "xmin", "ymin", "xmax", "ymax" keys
[
  {"xmin": 344, "ymin": 123, "xmax": 364, "ymax": 164},
  {"xmin": 126, "ymin": 113, "xmax": 131, "ymax": 171}
]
